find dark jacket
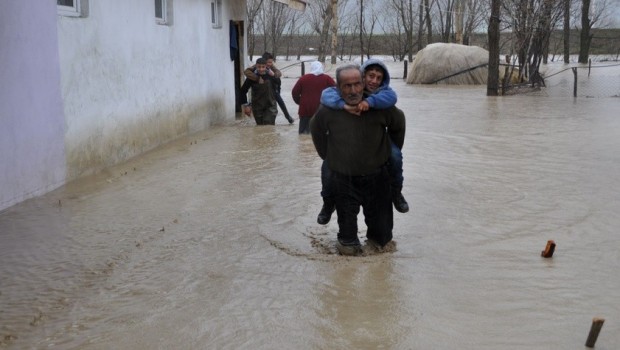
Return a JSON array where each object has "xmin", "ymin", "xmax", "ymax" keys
[
  {"xmin": 240, "ymin": 74, "xmax": 280, "ymax": 111},
  {"xmin": 310, "ymin": 105, "xmax": 406, "ymax": 176}
]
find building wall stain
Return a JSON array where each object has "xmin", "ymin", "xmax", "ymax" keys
[{"xmin": 65, "ymin": 96, "xmax": 229, "ymax": 180}]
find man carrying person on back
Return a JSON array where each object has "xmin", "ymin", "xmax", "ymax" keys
[
  {"xmin": 239, "ymin": 57, "xmax": 279, "ymax": 125},
  {"xmin": 310, "ymin": 64, "xmax": 406, "ymax": 255},
  {"xmin": 316, "ymin": 58, "xmax": 409, "ymax": 227},
  {"xmin": 244, "ymin": 52, "xmax": 294, "ymax": 124}
]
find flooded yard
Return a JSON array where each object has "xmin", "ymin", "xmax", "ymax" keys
[{"xmin": 1, "ymin": 62, "xmax": 619, "ymax": 349}]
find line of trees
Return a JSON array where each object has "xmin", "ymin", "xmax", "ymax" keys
[{"xmin": 247, "ymin": 0, "xmax": 617, "ymax": 67}]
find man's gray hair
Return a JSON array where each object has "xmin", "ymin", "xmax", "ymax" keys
[{"xmin": 335, "ymin": 64, "xmax": 363, "ymax": 86}]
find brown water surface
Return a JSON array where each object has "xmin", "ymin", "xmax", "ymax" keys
[{"xmin": 1, "ymin": 72, "xmax": 619, "ymax": 349}]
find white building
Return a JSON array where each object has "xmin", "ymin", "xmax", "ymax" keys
[{"xmin": 1, "ymin": 0, "xmax": 258, "ymax": 211}]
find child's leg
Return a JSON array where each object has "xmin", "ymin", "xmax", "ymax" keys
[
  {"xmin": 318, "ymin": 160, "xmax": 336, "ymax": 224},
  {"xmin": 388, "ymin": 141, "xmax": 409, "ymax": 213},
  {"xmin": 275, "ymin": 92, "xmax": 294, "ymax": 124},
  {"xmin": 388, "ymin": 142, "xmax": 404, "ymax": 189}
]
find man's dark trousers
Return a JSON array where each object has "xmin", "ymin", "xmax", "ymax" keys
[{"xmin": 332, "ymin": 167, "xmax": 393, "ymax": 246}]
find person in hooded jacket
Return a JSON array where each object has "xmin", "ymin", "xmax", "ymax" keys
[
  {"xmin": 316, "ymin": 59, "xmax": 409, "ymax": 226},
  {"xmin": 291, "ymin": 61, "xmax": 336, "ymax": 134}
]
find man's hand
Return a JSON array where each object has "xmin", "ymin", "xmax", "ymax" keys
[
  {"xmin": 243, "ymin": 105, "xmax": 252, "ymax": 116},
  {"xmin": 267, "ymin": 69, "xmax": 275, "ymax": 76},
  {"xmin": 357, "ymin": 100, "xmax": 370, "ymax": 112},
  {"xmin": 344, "ymin": 104, "xmax": 361, "ymax": 116}
]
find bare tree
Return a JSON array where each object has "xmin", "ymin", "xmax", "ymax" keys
[
  {"xmin": 246, "ymin": 0, "xmax": 265, "ymax": 60},
  {"xmin": 436, "ymin": 0, "xmax": 456, "ymax": 42},
  {"xmin": 563, "ymin": 0, "xmax": 570, "ymax": 62},
  {"xmin": 463, "ymin": 0, "xmax": 488, "ymax": 45},
  {"xmin": 358, "ymin": 0, "xmax": 380, "ymax": 59},
  {"xmin": 307, "ymin": 0, "xmax": 333, "ymax": 62},
  {"xmin": 330, "ymin": 0, "xmax": 339, "ymax": 64},
  {"xmin": 455, "ymin": 0, "xmax": 465, "ymax": 43},
  {"xmin": 339, "ymin": 8, "xmax": 360, "ymax": 60},
  {"xmin": 418, "ymin": 0, "xmax": 425, "ymax": 50},
  {"xmin": 284, "ymin": 8, "xmax": 306, "ymax": 60},
  {"xmin": 258, "ymin": 1, "xmax": 295, "ymax": 57},
  {"xmin": 578, "ymin": 0, "xmax": 591, "ymax": 62},
  {"xmin": 359, "ymin": 0, "xmax": 364, "ymax": 62},
  {"xmin": 488, "ymin": 0, "xmax": 501, "ymax": 96},
  {"xmin": 390, "ymin": 0, "xmax": 417, "ymax": 60},
  {"xmin": 424, "ymin": 0, "xmax": 434, "ymax": 44},
  {"xmin": 577, "ymin": 0, "xmax": 615, "ymax": 63}
]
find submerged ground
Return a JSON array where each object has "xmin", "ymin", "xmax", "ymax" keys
[{"xmin": 1, "ymin": 61, "xmax": 619, "ymax": 349}]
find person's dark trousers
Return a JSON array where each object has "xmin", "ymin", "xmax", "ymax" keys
[
  {"xmin": 332, "ymin": 167, "xmax": 393, "ymax": 247},
  {"xmin": 275, "ymin": 91, "xmax": 294, "ymax": 124},
  {"xmin": 320, "ymin": 160, "xmax": 333, "ymax": 199},
  {"xmin": 253, "ymin": 105, "xmax": 277, "ymax": 125},
  {"xmin": 388, "ymin": 141, "xmax": 409, "ymax": 213},
  {"xmin": 298, "ymin": 116, "xmax": 311, "ymax": 134},
  {"xmin": 388, "ymin": 141, "xmax": 404, "ymax": 189}
]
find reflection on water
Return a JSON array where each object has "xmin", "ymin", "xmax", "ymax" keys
[{"xmin": 1, "ymin": 74, "xmax": 620, "ymax": 349}]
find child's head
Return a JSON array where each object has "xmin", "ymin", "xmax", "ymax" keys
[
  {"xmin": 363, "ymin": 64, "xmax": 385, "ymax": 93},
  {"xmin": 256, "ymin": 58, "xmax": 268, "ymax": 75},
  {"xmin": 262, "ymin": 52, "xmax": 275, "ymax": 68}
]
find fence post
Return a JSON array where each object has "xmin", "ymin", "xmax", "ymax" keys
[
  {"xmin": 301, "ymin": 61, "xmax": 305, "ymax": 76},
  {"xmin": 403, "ymin": 60, "xmax": 408, "ymax": 80},
  {"xmin": 572, "ymin": 67, "xmax": 578, "ymax": 97},
  {"xmin": 588, "ymin": 59, "xmax": 591, "ymax": 77}
]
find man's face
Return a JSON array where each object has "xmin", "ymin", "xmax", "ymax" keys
[
  {"xmin": 265, "ymin": 59, "xmax": 274, "ymax": 68},
  {"xmin": 256, "ymin": 63, "xmax": 267, "ymax": 75},
  {"xmin": 364, "ymin": 67, "xmax": 384, "ymax": 93},
  {"xmin": 338, "ymin": 69, "xmax": 364, "ymax": 105}
]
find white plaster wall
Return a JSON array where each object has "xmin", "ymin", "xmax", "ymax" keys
[
  {"xmin": 0, "ymin": 1, "xmax": 66, "ymax": 211},
  {"xmin": 58, "ymin": 0, "xmax": 246, "ymax": 179}
]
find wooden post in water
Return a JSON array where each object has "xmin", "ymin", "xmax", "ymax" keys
[
  {"xmin": 572, "ymin": 68, "xmax": 578, "ymax": 97},
  {"xmin": 403, "ymin": 60, "xmax": 408, "ymax": 80},
  {"xmin": 541, "ymin": 240, "xmax": 556, "ymax": 258},
  {"xmin": 585, "ymin": 317, "xmax": 605, "ymax": 348}
]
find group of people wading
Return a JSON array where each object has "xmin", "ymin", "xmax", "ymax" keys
[{"xmin": 240, "ymin": 53, "xmax": 408, "ymax": 256}]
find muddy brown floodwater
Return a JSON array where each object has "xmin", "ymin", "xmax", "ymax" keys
[{"xmin": 1, "ymin": 64, "xmax": 620, "ymax": 349}]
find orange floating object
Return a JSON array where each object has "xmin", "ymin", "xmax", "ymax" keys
[{"xmin": 541, "ymin": 240, "xmax": 555, "ymax": 258}]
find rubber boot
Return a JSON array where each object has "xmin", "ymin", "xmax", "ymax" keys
[
  {"xmin": 392, "ymin": 187, "xmax": 409, "ymax": 213},
  {"xmin": 317, "ymin": 198, "xmax": 336, "ymax": 225}
]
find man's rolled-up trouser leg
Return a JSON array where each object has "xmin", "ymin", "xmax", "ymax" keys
[
  {"xmin": 363, "ymin": 168, "xmax": 393, "ymax": 246},
  {"xmin": 334, "ymin": 173, "xmax": 362, "ymax": 244}
]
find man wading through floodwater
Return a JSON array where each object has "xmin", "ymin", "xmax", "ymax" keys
[{"xmin": 310, "ymin": 64, "xmax": 406, "ymax": 256}]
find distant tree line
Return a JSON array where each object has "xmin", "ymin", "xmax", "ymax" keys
[
  {"xmin": 250, "ymin": 29, "xmax": 620, "ymax": 61},
  {"xmin": 246, "ymin": 0, "xmax": 618, "ymax": 94}
]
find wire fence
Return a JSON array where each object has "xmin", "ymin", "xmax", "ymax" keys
[{"xmin": 542, "ymin": 62, "xmax": 620, "ymax": 98}]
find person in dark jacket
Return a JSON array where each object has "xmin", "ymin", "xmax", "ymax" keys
[
  {"xmin": 239, "ymin": 58, "xmax": 279, "ymax": 125},
  {"xmin": 310, "ymin": 64, "xmax": 406, "ymax": 255},
  {"xmin": 244, "ymin": 52, "xmax": 294, "ymax": 124},
  {"xmin": 291, "ymin": 61, "xmax": 335, "ymax": 134}
]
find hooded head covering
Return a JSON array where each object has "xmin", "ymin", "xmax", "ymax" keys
[
  {"xmin": 309, "ymin": 61, "xmax": 324, "ymax": 76},
  {"xmin": 361, "ymin": 58, "xmax": 391, "ymax": 87}
]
